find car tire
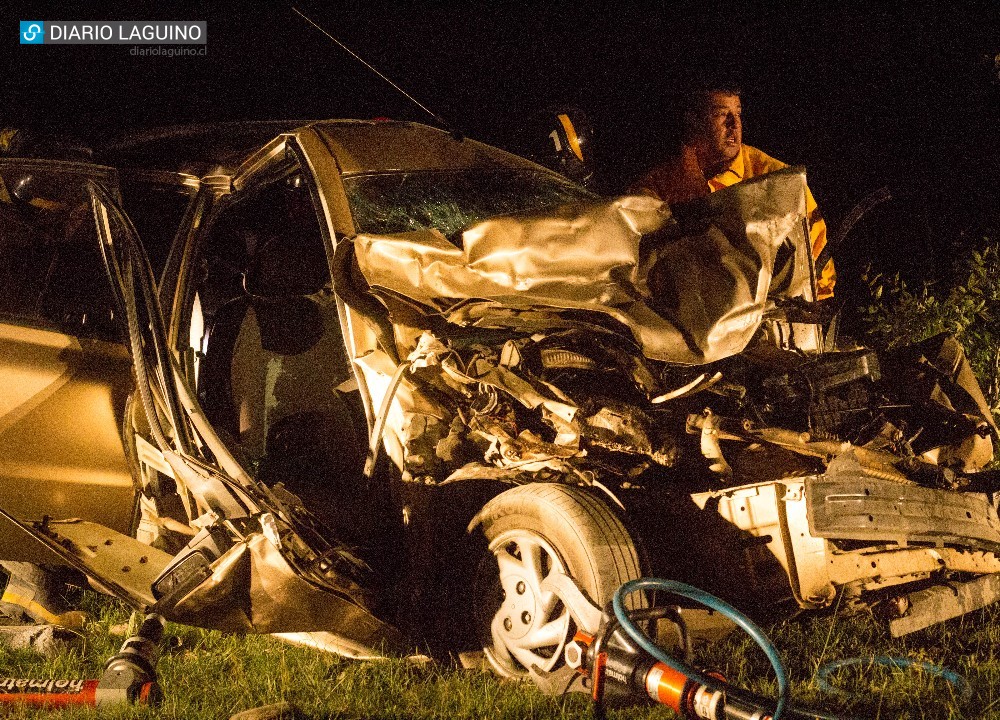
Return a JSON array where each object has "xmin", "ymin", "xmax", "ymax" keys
[{"xmin": 469, "ymin": 483, "xmax": 644, "ymax": 679}]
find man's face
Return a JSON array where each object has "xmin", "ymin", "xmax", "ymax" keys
[{"xmin": 695, "ymin": 92, "xmax": 742, "ymax": 166}]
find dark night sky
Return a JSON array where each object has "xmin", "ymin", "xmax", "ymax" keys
[{"xmin": 3, "ymin": 2, "xmax": 1000, "ymax": 288}]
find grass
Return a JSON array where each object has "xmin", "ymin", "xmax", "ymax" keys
[{"xmin": 3, "ymin": 591, "xmax": 1000, "ymax": 719}]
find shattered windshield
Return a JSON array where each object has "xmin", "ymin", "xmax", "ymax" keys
[{"xmin": 342, "ymin": 169, "xmax": 595, "ymax": 240}]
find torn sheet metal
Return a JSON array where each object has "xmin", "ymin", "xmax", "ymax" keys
[
  {"xmin": 886, "ymin": 333, "xmax": 999, "ymax": 437},
  {"xmin": 693, "ymin": 479, "xmax": 1000, "ymax": 614},
  {"xmin": 0, "ymin": 517, "xmax": 173, "ymax": 609},
  {"xmin": 0, "ymin": 510, "xmax": 406, "ymax": 655},
  {"xmin": 828, "ymin": 547, "xmax": 1000, "ymax": 582},
  {"xmin": 353, "ymin": 168, "xmax": 813, "ymax": 365},
  {"xmin": 41, "ymin": 522, "xmax": 173, "ymax": 607},
  {"xmin": 881, "ymin": 334, "xmax": 997, "ymax": 471},
  {"xmin": 164, "ymin": 532, "xmax": 406, "ymax": 653}
]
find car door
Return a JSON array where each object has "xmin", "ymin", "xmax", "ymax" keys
[
  {"xmin": 39, "ymin": 163, "xmax": 402, "ymax": 651},
  {"xmin": 163, "ymin": 136, "xmax": 377, "ymax": 539},
  {"xmin": 0, "ymin": 158, "xmax": 403, "ymax": 656},
  {"xmin": 0, "ymin": 160, "xmax": 137, "ymax": 562}
]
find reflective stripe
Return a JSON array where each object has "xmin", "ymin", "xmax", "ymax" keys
[
  {"xmin": 557, "ymin": 114, "xmax": 584, "ymax": 162},
  {"xmin": 1, "ymin": 590, "xmax": 61, "ymax": 625}
]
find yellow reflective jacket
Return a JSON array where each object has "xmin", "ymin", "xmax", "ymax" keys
[{"xmin": 631, "ymin": 144, "xmax": 836, "ymax": 299}]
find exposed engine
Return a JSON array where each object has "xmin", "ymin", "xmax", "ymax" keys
[
  {"xmin": 385, "ymin": 327, "xmax": 996, "ymax": 493},
  {"xmin": 346, "ymin": 172, "xmax": 997, "ymax": 496}
]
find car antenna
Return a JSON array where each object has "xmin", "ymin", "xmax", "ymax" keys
[{"xmin": 290, "ymin": 6, "xmax": 464, "ymax": 141}]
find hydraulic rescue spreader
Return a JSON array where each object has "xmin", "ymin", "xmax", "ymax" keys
[
  {"xmin": 568, "ymin": 620, "xmax": 775, "ymax": 720},
  {"xmin": 542, "ymin": 575, "xmax": 843, "ymax": 720}
]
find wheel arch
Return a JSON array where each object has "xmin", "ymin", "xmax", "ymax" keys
[{"xmin": 464, "ymin": 481, "xmax": 646, "ymax": 678}]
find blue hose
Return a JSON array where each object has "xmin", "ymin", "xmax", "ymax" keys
[
  {"xmin": 816, "ymin": 656, "xmax": 971, "ymax": 704},
  {"xmin": 613, "ymin": 577, "xmax": 790, "ymax": 720}
]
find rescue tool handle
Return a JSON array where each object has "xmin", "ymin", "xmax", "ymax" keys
[{"xmin": 612, "ymin": 578, "xmax": 790, "ymax": 720}]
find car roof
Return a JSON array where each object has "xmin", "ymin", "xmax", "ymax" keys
[
  {"xmin": 101, "ymin": 119, "xmax": 539, "ymax": 176},
  {"xmin": 99, "ymin": 120, "xmax": 312, "ymax": 173}
]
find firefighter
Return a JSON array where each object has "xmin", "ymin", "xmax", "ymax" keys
[
  {"xmin": 630, "ymin": 87, "xmax": 836, "ymax": 299},
  {"xmin": 522, "ymin": 107, "xmax": 598, "ymax": 191}
]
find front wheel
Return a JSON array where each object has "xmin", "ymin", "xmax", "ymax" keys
[{"xmin": 469, "ymin": 483, "xmax": 644, "ymax": 679}]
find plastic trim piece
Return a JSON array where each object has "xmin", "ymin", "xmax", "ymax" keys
[{"xmin": 805, "ymin": 477, "xmax": 1000, "ymax": 551}]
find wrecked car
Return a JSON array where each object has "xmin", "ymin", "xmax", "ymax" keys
[{"xmin": 0, "ymin": 121, "xmax": 998, "ymax": 688}]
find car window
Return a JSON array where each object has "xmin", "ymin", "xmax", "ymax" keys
[
  {"xmin": 118, "ymin": 177, "xmax": 197, "ymax": 282},
  {"xmin": 0, "ymin": 163, "xmax": 120, "ymax": 342},
  {"xmin": 184, "ymin": 171, "xmax": 356, "ymax": 458},
  {"xmin": 341, "ymin": 169, "xmax": 594, "ymax": 240},
  {"xmin": 187, "ymin": 174, "xmax": 338, "ymax": 348}
]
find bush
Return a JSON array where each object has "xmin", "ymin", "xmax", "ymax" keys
[{"xmin": 856, "ymin": 240, "xmax": 1000, "ymax": 424}]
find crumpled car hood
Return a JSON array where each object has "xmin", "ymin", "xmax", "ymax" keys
[{"xmin": 354, "ymin": 167, "xmax": 814, "ymax": 364}]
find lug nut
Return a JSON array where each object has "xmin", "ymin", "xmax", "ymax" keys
[
  {"xmin": 516, "ymin": 581, "xmax": 526, "ymax": 595},
  {"xmin": 521, "ymin": 611, "xmax": 531, "ymax": 625},
  {"xmin": 503, "ymin": 617, "xmax": 512, "ymax": 631},
  {"xmin": 565, "ymin": 641, "xmax": 583, "ymax": 669}
]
